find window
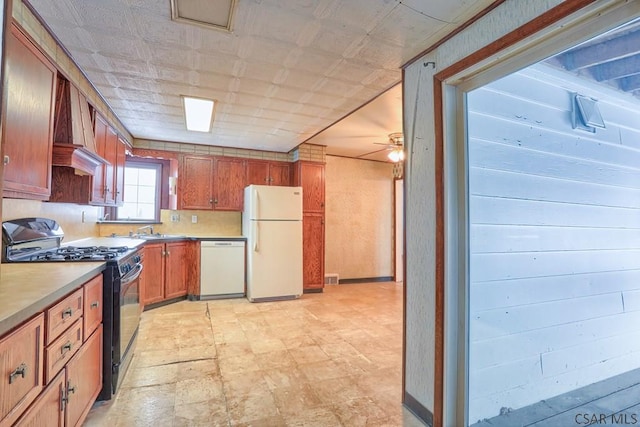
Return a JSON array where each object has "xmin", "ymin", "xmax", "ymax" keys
[{"xmin": 117, "ymin": 162, "xmax": 161, "ymax": 221}]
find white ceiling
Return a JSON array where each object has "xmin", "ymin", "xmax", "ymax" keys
[{"xmin": 27, "ymin": 0, "xmax": 495, "ymax": 162}]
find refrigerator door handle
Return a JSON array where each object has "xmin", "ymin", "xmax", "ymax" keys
[
  {"xmin": 254, "ymin": 189, "xmax": 260, "ymax": 220},
  {"xmin": 254, "ymin": 221, "xmax": 259, "ymax": 252}
]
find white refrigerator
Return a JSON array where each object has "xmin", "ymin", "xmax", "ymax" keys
[{"xmin": 242, "ymin": 185, "xmax": 303, "ymax": 302}]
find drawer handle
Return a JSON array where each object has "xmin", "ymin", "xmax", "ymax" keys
[
  {"xmin": 61, "ymin": 341, "xmax": 73, "ymax": 354},
  {"xmin": 62, "ymin": 308, "xmax": 73, "ymax": 318},
  {"xmin": 9, "ymin": 363, "xmax": 28, "ymax": 384},
  {"xmin": 91, "ymin": 300, "xmax": 100, "ymax": 309}
]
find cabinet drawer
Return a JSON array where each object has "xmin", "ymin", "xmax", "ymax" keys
[
  {"xmin": 46, "ymin": 288, "xmax": 83, "ymax": 345},
  {"xmin": 45, "ymin": 319, "xmax": 82, "ymax": 384},
  {"xmin": 83, "ymin": 275, "xmax": 103, "ymax": 341},
  {"xmin": 0, "ymin": 314, "xmax": 45, "ymax": 427}
]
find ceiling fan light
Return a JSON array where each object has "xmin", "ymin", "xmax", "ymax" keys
[{"xmin": 388, "ymin": 148, "xmax": 404, "ymax": 162}]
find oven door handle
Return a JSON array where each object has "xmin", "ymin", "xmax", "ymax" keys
[{"xmin": 121, "ymin": 263, "xmax": 143, "ymax": 286}]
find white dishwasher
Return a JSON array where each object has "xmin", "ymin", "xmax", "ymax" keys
[{"xmin": 200, "ymin": 240, "xmax": 246, "ymax": 299}]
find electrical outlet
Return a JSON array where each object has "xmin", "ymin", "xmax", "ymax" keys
[
  {"xmin": 81, "ymin": 211, "xmax": 85, "ymax": 223},
  {"xmin": 171, "ymin": 214, "xmax": 180, "ymax": 222},
  {"xmin": 191, "ymin": 215, "xmax": 198, "ymax": 224}
]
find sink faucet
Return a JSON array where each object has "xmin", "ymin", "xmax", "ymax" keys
[{"xmin": 136, "ymin": 225, "xmax": 154, "ymax": 235}]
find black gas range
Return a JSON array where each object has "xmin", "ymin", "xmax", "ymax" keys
[{"xmin": 2, "ymin": 217, "xmax": 143, "ymax": 401}]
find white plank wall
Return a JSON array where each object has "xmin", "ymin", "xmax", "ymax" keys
[{"xmin": 468, "ymin": 64, "xmax": 640, "ymax": 422}]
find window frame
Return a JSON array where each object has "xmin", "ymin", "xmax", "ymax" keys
[{"xmin": 103, "ymin": 156, "xmax": 172, "ymax": 223}]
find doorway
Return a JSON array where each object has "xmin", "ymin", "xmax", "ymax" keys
[{"xmin": 460, "ymin": 12, "xmax": 640, "ymax": 427}]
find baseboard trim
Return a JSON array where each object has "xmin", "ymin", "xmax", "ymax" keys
[
  {"xmin": 339, "ymin": 276, "xmax": 394, "ymax": 284},
  {"xmin": 403, "ymin": 391, "xmax": 434, "ymax": 427}
]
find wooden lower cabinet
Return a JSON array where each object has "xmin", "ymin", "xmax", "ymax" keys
[
  {"xmin": 142, "ymin": 243, "xmax": 165, "ymax": 305},
  {"xmin": 0, "ymin": 314, "xmax": 45, "ymax": 426},
  {"xmin": 14, "ymin": 371, "xmax": 65, "ymax": 427},
  {"xmin": 302, "ymin": 213, "xmax": 325, "ymax": 291},
  {"xmin": 15, "ymin": 326, "xmax": 103, "ymax": 427},
  {"xmin": 7, "ymin": 275, "xmax": 103, "ymax": 427},
  {"xmin": 164, "ymin": 241, "xmax": 187, "ymax": 299},
  {"xmin": 142, "ymin": 241, "xmax": 188, "ymax": 306},
  {"xmin": 65, "ymin": 326, "xmax": 102, "ymax": 427}
]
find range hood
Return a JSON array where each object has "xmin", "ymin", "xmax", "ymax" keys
[{"xmin": 52, "ymin": 77, "xmax": 107, "ymax": 175}]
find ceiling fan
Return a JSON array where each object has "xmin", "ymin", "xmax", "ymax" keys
[{"xmin": 359, "ymin": 132, "xmax": 404, "ymax": 162}]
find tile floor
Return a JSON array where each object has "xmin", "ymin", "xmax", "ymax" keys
[{"xmin": 85, "ymin": 282, "xmax": 426, "ymax": 426}]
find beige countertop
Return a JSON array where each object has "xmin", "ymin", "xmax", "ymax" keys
[{"xmin": 0, "ymin": 262, "xmax": 106, "ymax": 337}]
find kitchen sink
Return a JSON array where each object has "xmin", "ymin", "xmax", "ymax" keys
[{"xmin": 136, "ymin": 233, "xmax": 187, "ymax": 240}]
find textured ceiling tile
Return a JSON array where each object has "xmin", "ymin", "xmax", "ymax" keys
[
  {"xmin": 328, "ymin": 0, "xmax": 398, "ymax": 33},
  {"xmin": 73, "ymin": 3, "xmax": 136, "ymax": 36},
  {"xmin": 28, "ymin": 0, "xmax": 497, "ymax": 155},
  {"xmin": 200, "ymin": 53, "xmax": 243, "ymax": 76},
  {"xmin": 401, "ymin": 0, "xmax": 471, "ymax": 22},
  {"xmin": 370, "ymin": 5, "xmax": 447, "ymax": 52}
]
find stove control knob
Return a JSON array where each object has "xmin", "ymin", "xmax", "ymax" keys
[
  {"xmin": 121, "ymin": 264, "xmax": 131, "ymax": 275},
  {"xmin": 133, "ymin": 255, "xmax": 141, "ymax": 264}
]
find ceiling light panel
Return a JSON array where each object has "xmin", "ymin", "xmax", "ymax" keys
[
  {"xmin": 171, "ymin": 0, "xmax": 236, "ymax": 32},
  {"xmin": 183, "ymin": 96, "xmax": 215, "ymax": 132}
]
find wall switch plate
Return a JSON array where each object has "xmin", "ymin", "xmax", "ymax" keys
[{"xmin": 191, "ymin": 215, "xmax": 198, "ymax": 223}]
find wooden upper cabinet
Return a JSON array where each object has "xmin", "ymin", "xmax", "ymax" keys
[
  {"xmin": 246, "ymin": 160, "xmax": 290, "ymax": 187},
  {"xmin": 92, "ymin": 115, "xmax": 108, "ymax": 204},
  {"xmin": 89, "ymin": 114, "xmax": 123, "ymax": 206},
  {"xmin": 269, "ymin": 162, "xmax": 291, "ymax": 186},
  {"xmin": 3, "ymin": 23, "xmax": 56, "ymax": 200},
  {"xmin": 213, "ymin": 157, "xmax": 246, "ymax": 210},
  {"xmin": 115, "ymin": 137, "xmax": 127, "ymax": 206},
  {"xmin": 179, "ymin": 155, "xmax": 214, "ymax": 210},
  {"xmin": 179, "ymin": 154, "xmax": 291, "ymax": 211},
  {"xmin": 103, "ymin": 125, "xmax": 118, "ymax": 205},
  {"xmin": 245, "ymin": 160, "xmax": 270, "ymax": 186},
  {"xmin": 293, "ymin": 161, "xmax": 325, "ymax": 213}
]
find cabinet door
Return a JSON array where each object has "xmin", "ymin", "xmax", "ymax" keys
[
  {"xmin": 302, "ymin": 213, "xmax": 325, "ymax": 291},
  {"xmin": 180, "ymin": 155, "xmax": 214, "ymax": 210},
  {"xmin": 296, "ymin": 162, "xmax": 325, "ymax": 213},
  {"xmin": 0, "ymin": 314, "xmax": 45, "ymax": 426},
  {"xmin": 165, "ymin": 242, "xmax": 187, "ymax": 299},
  {"xmin": 65, "ymin": 325, "xmax": 102, "ymax": 427},
  {"xmin": 142, "ymin": 243, "xmax": 165, "ymax": 305},
  {"xmin": 245, "ymin": 160, "xmax": 270, "ymax": 185},
  {"xmin": 91, "ymin": 115, "xmax": 108, "ymax": 204},
  {"xmin": 3, "ymin": 24, "xmax": 56, "ymax": 200},
  {"xmin": 103, "ymin": 125, "xmax": 118, "ymax": 205},
  {"xmin": 213, "ymin": 157, "xmax": 246, "ymax": 211},
  {"xmin": 269, "ymin": 162, "xmax": 290, "ymax": 186},
  {"xmin": 114, "ymin": 137, "xmax": 127, "ymax": 206},
  {"xmin": 14, "ymin": 370, "xmax": 64, "ymax": 427}
]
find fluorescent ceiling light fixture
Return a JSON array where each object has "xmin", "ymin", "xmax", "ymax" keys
[{"xmin": 182, "ymin": 96, "xmax": 215, "ymax": 132}]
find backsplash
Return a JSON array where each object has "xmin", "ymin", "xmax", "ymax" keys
[
  {"xmin": 2, "ymin": 199, "xmax": 101, "ymax": 242},
  {"xmin": 98, "ymin": 210, "xmax": 242, "ymax": 237},
  {"xmin": 2, "ymin": 199, "xmax": 242, "ymax": 241}
]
